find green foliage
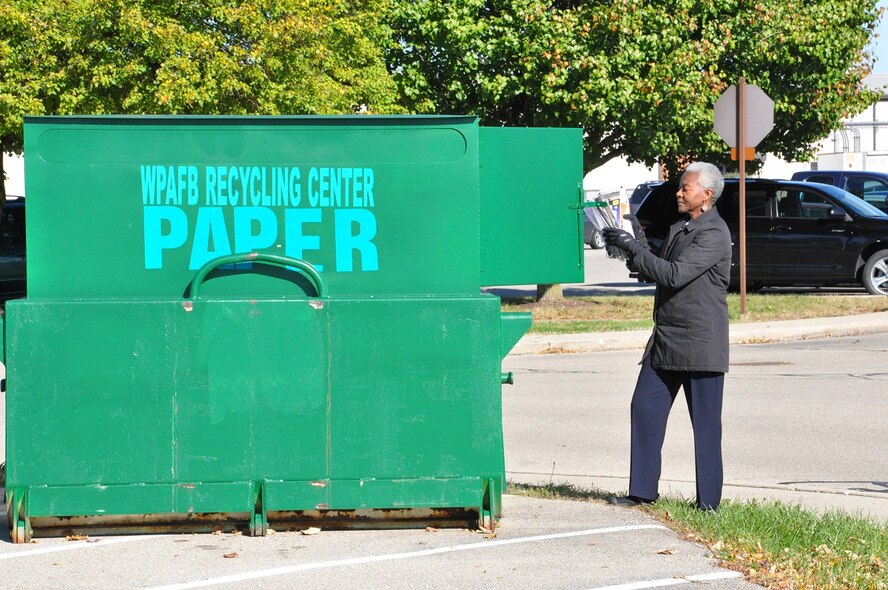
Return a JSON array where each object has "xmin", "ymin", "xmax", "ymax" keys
[
  {"xmin": 34, "ymin": 0, "xmax": 400, "ymax": 116},
  {"xmin": 386, "ymin": 0, "xmax": 882, "ymax": 176},
  {"xmin": 0, "ymin": 0, "xmax": 401, "ymax": 193},
  {"xmin": 0, "ymin": 3, "xmax": 44, "ymax": 157}
]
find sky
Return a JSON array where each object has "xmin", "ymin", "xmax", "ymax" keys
[{"xmin": 871, "ymin": 0, "xmax": 888, "ymax": 73}]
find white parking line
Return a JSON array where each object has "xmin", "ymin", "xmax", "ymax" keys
[
  {"xmin": 586, "ymin": 571, "xmax": 744, "ymax": 590},
  {"xmin": 144, "ymin": 525, "xmax": 667, "ymax": 590},
  {"xmin": 0, "ymin": 535, "xmax": 163, "ymax": 560}
]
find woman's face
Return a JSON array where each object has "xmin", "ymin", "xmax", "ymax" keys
[{"xmin": 676, "ymin": 172, "xmax": 713, "ymax": 219}]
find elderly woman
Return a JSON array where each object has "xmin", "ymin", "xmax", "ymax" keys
[{"xmin": 603, "ymin": 161, "xmax": 732, "ymax": 511}]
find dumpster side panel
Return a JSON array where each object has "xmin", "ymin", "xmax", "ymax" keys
[
  {"xmin": 176, "ymin": 299, "xmax": 330, "ymax": 482},
  {"xmin": 6, "ymin": 300, "xmax": 180, "ymax": 489},
  {"xmin": 263, "ymin": 297, "xmax": 506, "ymax": 513},
  {"xmin": 327, "ymin": 297, "xmax": 503, "ymax": 482},
  {"xmin": 5, "ymin": 298, "xmax": 329, "ymax": 517},
  {"xmin": 23, "ymin": 117, "xmax": 481, "ymax": 299}
]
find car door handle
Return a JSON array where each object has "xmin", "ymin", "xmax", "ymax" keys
[{"xmin": 772, "ymin": 224, "xmax": 791, "ymax": 232}]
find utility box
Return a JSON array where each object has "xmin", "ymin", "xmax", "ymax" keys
[{"xmin": 4, "ymin": 115, "xmax": 583, "ymax": 542}]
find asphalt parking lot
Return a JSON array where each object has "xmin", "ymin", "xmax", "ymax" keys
[{"xmin": 0, "ymin": 494, "xmax": 760, "ymax": 590}]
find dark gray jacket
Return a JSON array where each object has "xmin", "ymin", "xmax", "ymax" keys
[{"xmin": 628, "ymin": 207, "xmax": 732, "ymax": 373}]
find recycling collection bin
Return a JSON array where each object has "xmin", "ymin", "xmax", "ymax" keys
[{"xmin": 4, "ymin": 115, "xmax": 583, "ymax": 542}]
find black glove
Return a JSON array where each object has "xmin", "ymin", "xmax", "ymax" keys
[
  {"xmin": 623, "ymin": 214, "xmax": 649, "ymax": 250},
  {"xmin": 602, "ymin": 227, "xmax": 642, "ymax": 256}
]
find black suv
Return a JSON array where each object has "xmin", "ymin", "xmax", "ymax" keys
[
  {"xmin": 0, "ymin": 197, "xmax": 26, "ymax": 299},
  {"xmin": 628, "ymin": 181, "xmax": 663, "ymax": 215},
  {"xmin": 633, "ymin": 179, "xmax": 888, "ymax": 294}
]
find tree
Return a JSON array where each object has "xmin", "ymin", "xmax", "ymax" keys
[
  {"xmin": 0, "ymin": 0, "xmax": 401, "ymax": 198},
  {"xmin": 0, "ymin": 3, "xmax": 47, "ymax": 200},
  {"xmin": 385, "ymin": 0, "xmax": 882, "ymax": 177}
]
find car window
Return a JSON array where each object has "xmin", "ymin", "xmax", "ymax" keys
[
  {"xmin": 777, "ymin": 189, "xmax": 836, "ymax": 219},
  {"xmin": 814, "ymin": 183, "xmax": 888, "ymax": 218},
  {"xmin": 860, "ymin": 179, "xmax": 888, "ymax": 210},
  {"xmin": 846, "ymin": 177, "xmax": 866, "ymax": 199},
  {"xmin": 800, "ymin": 191, "xmax": 837, "ymax": 218},
  {"xmin": 746, "ymin": 190, "xmax": 769, "ymax": 217},
  {"xmin": 805, "ymin": 175, "xmax": 834, "ymax": 185},
  {"xmin": 716, "ymin": 187, "xmax": 769, "ymax": 221},
  {"xmin": 776, "ymin": 191, "xmax": 803, "ymax": 218}
]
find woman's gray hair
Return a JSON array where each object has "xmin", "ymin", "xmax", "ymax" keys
[{"xmin": 683, "ymin": 162, "xmax": 725, "ymax": 202}]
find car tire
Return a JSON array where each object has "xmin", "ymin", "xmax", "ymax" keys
[
  {"xmin": 862, "ymin": 249, "xmax": 888, "ymax": 295},
  {"xmin": 589, "ymin": 229, "xmax": 606, "ymax": 250}
]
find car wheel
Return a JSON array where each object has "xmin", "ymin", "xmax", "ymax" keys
[
  {"xmin": 589, "ymin": 229, "xmax": 606, "ymax": 250},
  {"xmin": 862, "ymin": 249, "xmax": 888, "ymax": 295}
]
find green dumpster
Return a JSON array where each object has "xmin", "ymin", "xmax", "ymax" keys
[{"xmin": 4, "ymin": 115, "xmax": 583, "ymax": 542}]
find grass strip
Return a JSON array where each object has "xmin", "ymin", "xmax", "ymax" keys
[
  {"xmin": 507, "ymin": 482, "xmax": 888, "ymax": 590},
  {"xmin": 500, "ymin": 294, "xmax": 888, "ymax": 335}
]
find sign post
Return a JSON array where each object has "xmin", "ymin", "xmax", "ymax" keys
[
  {"xmin": 738, "ymin": 78, "xmax": 748, "ymax": 313},
  {"xmin": 714, "ymin": 79, "xmax": 774, "ymax": 314}
]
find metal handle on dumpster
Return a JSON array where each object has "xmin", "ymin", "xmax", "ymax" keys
[{"xmin": 187, "ymin": 252, "xmax": 327, "ymax": 300}]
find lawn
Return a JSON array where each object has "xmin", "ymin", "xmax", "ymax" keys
[{"xmin": 500, "ymin": 294, "xmax": 888, "ymax": 334}]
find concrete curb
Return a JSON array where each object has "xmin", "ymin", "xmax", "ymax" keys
[{"xmin": 511, "ymin": 311, "xmax": 888, "ymax": 354}]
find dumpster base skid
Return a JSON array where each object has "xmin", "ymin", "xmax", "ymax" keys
[
  {"xmin": 6, "ymin": 477, "xmax": 502, "ymax": 542},
  {"xmin": 21, "ymin": 508, "xmax": 484, "ymax": 540},
  {"xmin": 6, "ymin": 489, "xmax": 30, "ymax": 544}
]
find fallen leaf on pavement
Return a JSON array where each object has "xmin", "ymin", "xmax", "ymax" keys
[
  {"xmin": 300, "ymin": 527, "xmax": 322, "ymax": 536},
  {"xmin": 476, "ymin": 527, "xmax": 497, "ymax": 539},
  {"xmin": 223, "ymin": 552, "xmax": 238, "ymax": 559}
]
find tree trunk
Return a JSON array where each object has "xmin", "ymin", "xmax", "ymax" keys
[{"xmin": 536, "ymin": 283, "xmax": 563, "ymax": 302}]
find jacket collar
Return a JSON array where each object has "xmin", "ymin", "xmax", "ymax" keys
[
  {"xmin": 680, "ymin": 206, "xmax": 719, "ymax": 233},
  {"xmin": 663, "ymin": 207, "xmax": 720, "ymax": 259}
]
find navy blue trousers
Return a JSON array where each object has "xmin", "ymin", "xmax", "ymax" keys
[{"xmin": 628, "ymin": 356, "xmax": 724, "ymax": 510}]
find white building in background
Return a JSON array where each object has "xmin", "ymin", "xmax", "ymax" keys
[
  {"xmin": 583, "ymin": 74, "xmax": 888, "ymax": 199},
  {"xmin": 2, "ymin": 152, "xmax": 25, "ymax": 197},
  {"xmin": 816, "ymin": 73, "xmax": 888, "ymax": 171}
]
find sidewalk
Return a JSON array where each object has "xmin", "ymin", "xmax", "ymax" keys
[{"xmin": 511, "ymin": 311, "xmax": 888, "ymax": 355}]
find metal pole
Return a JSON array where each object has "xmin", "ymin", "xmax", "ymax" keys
[{"xmin": 738, "ymin": 77, "xmax": 747, "ymax": 315}]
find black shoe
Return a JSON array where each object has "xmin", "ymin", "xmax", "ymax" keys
[{"xmin": 608, "ymin": 495, "xmax": 654, "ymax": 507}]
